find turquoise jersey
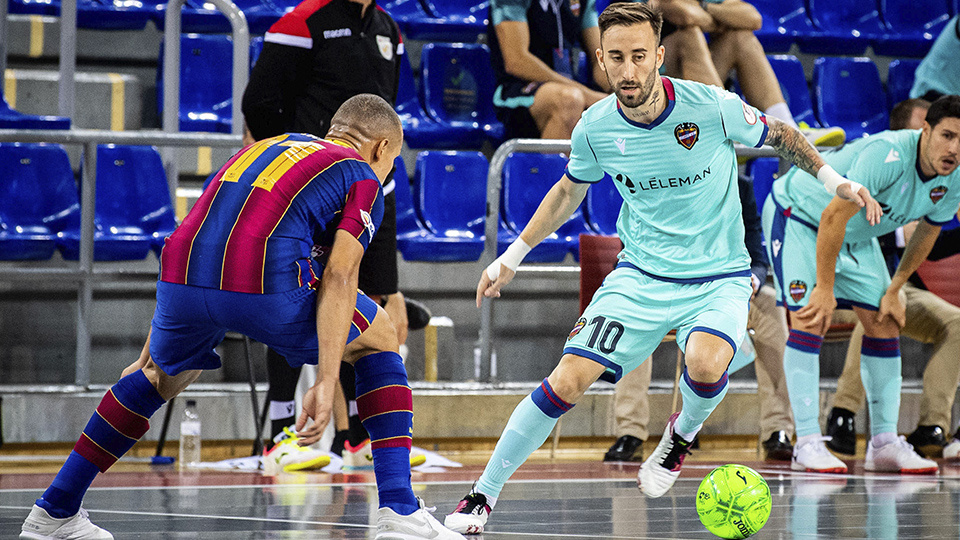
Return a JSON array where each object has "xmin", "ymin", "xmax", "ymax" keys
[
  {"xmin": 911, "ymin": 16, "xmax": 960, "ymax": 99},
  {"xmin": 772, "ymin": 129, "xmax": 960, "ymax": 244},
  {"xmin": 566, "ymin": 77, "xmax": 768, "ymax": 281}
]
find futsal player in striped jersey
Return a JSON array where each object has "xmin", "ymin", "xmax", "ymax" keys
[{"xmin": 20, "ymin": 95, "xmax": 464, "ymax": 540}]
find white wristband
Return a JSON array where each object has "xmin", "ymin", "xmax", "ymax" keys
[
  {"xmin": 818, "ymin": 164, "xmax": 862, "ymax": 197},
  {"xmin": 485, "ymin": 239, "xmax": 532, "ymax": 280}
]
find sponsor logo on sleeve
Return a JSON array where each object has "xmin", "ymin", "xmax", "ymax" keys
[
  {"xmin": 674, "ymin": 122, "xmax": 700, "ymax": 150},
  {"xmin": 360, "ymin": 210, "xmax": 376, "ymax": 237},
  {"xmin": 741, "ymin": 101, "xmax": 757, "ymax": 125}
]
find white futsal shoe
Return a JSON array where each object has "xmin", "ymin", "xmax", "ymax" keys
[
  {"xmin": 20, "ymin": 505, "xmax": 113, "ymax": 540},
  {"xmin": 444, "ymin": 491, "xmax": 491, "ymax": 534},
  {"xmin": 376, "ymin": 498, "xmax": 467, "ymax": 540},
  {"xmin": 638, "ymin": 412, "xmax": 693, "ymax": 498},
  {"xmin": 792, "ymin": 436, "xmax": 848, "ymax": 474},
  {"xmin": 943, "ymin": 430, "xmax": 960, "ymax": 460},
  {"xmin": 865, "ymin": 436, "xmax": 939, "ymax": 474}
]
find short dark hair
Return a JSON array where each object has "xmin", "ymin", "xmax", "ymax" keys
[
  {"xmin": 598, "ymin": 1, "xmax": 663, "ymax": 45},
  {"xmin": 925, "ymin": 95, "xmax": 960, "ymax": 129},
  {"xmin": 889, "ymin": 98, "xmax": 930, "ymax": 130}
]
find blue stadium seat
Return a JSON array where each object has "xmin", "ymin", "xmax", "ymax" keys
[
  {"xmin": 402, "ymin": 151, "xmax": 488, "ymax": 261},
  {"xmin": 250, "ymin": 36, "xmax": 264, "ymax": 69},
  {"xmin": 157, "ymin": 34, "xmax": 233, "ymax": 134},
  {"xmin": 500, "ymin": 153, "xmax": 589, "ymax": 261},
  {"xmin": 802, "ymin": 0, "xmax": 886, "ymax": 55},
  {"xmin": 767, "ymin": 54, "xmax": 819, "ymax": 128},
  {"xmin": 77, "ymin": 0, "xmax": 162, "ymax": 30},
  {"xmin": 887, "ymin": 58, "xmax": 922, "ymax": 109},
  {"xmin": 160, "ymin": 0, "xmax": 283, "ymax": 34},
  {"xmin": 750, "ymin": 0, "xmax": 821, "ymax": 53},
  {"xmin": 584, "ymin": 174, "xmax": 621, "ymax": 236},
  {"xmin": 396, "ymin": 48, "xmax": 464, "ymax": 149},
  {"xmin": 0, "ymin": 90, "xmax": 70, "ymax": 130},
  {"xmin": 814, "ymin": 57, "xmax": 888, "ymax": 139},
  {"xmin": 420, "ymin": 43, "xmax": 505, "ymax": 148},
  {"xmin": 749, "ymin": 157, "xmax": 781, "ymax": 211},
  {"xmin": 9, "ymin": 0, "xmax": 59, "ymax": 15},
  {"xmin": 393, "ymin": 154, "xmax": 457, "ymax": 261},
  {"xmin": 421, "ymin": 0, "xmax": 488, "ymax": 40},
  {"xmin": 0, "ymin": 143, "xmax": 60, "ymax": 260},
  {"xmin": 95, "ymin": 145, "xmax": 178, "ymax": 257},
  {"xmin": 875, "ymin": 0, "xmax": 953, "ymax": 57}
]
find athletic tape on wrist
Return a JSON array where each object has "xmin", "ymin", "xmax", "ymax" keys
[
  {"xmin": 818, "ymin": 164, "xmax": 862, "ymax": 197},
  {"xmin": 485, "ymin": 239, "xmax": 532, "ymax": 281}
]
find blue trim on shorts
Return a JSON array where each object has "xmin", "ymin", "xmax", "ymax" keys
[
  {"xmin": 836, "ymin": 298, "xmax": 880, "ymax": 311},
  {"xmin": 615, "ymin": 260, "xmax": 751, "ymax": 284},
  {"xmin": 563, "ymin": 346, "xmax": 622, "ymax": 382},
  {"xmin": 688, "ymin": 325, "xmax": 738, "ymax": 355},
  {"xmin": 926, "ymin": 216, "xmax": 953, "ymax": 226},
  {"xmin": 564, "ymin": 165, "xmax": 601, "ymax": 184}
]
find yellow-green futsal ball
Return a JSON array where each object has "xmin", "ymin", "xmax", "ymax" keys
[{"xmin": 696, "ymin": 464, "xmax": 772, "ymax": 539}]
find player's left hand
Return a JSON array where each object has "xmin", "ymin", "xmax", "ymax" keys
[
  {"xmin": 476, "ymin": 264, "xmax": 517, "ymax": 307},
  {"xmin": 876, "ymin": 288, "xmax": 907, "ymax": 329},
  {"xmin": 296, "ymin": 378, "xmax": 337, "ymax": 446},
  {"xmin": 837, "ymin": 183, "xmax": 883, "ymax": 225}
]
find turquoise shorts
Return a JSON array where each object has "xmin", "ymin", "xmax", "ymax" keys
[
  {"xmin": 761, "ymin": 193, "xmax": 889, "ymax": 312},
  {"xmin": 562, "ymin": 262, "xmax": 752, "ymax": 382}
]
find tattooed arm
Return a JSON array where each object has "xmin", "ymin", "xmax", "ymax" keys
[{"xmin": 763, "ymin": 117, "xmax": 883, "ymax": 225}]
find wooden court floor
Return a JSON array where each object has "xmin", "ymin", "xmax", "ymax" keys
[{"xmin": 2, "ymin": 440, "xmax": 960, "ymax": 539}]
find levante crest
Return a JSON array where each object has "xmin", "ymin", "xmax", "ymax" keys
[{"xmin": 674, "ymin": 122, "xmax": 699, "ymax": 150}]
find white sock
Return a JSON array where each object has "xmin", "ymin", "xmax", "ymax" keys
[
  {"xmin": 474, "ymin": 489, "xmax": 497, "ymax": 509},
  {"xmin": 765, "ymin": 102, "xmax": 799, "ymax": 129},
  {"xmin": 871, "ymin": 432, "xmax": 898, "ymax": 447},
  {"xmin": 674, "ymin": 423, "xmax": 701, "ymax": 443},
  {"xmin": 797, "ymin": 433, "xmax": 823, "ymax": 448}
]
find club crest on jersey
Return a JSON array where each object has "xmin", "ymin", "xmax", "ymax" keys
[
  {"xmin": 741, "ymin": 100, "xmax": 757, "ymax": 125},
  {"xmin": 360, "ymin": 210, "xmax": 376, "ymax": 237},
  {"xmin": 376, "ymin": 35, "xmax": 393, "ymax": 60},
  {"xmin": 930, "ymin": 185, "xmax": 948, "ymax": 203},
  {"xmin": 789, "ymin": 280, "xmax": 807, "ymax": 302},
  {"xmin": 568, "ymin": 317, "xmax": 586, "ymax": 340},
  {"xmin": 674, "ymin": 122, "xmax": 699, "ymax": 150}
]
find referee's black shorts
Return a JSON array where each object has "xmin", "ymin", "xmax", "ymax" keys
[{"xmin": 358, "ymin": 189, "xmax": 398, "ymax": 297}]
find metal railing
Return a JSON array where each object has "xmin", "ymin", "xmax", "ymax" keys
[
  {"xmin": 0, "ymin": 129, "xmax": 242, "ymax": 387},
  {"xmin": 476, "ymin": 139, "xmax": 784, "ymax": 381}
]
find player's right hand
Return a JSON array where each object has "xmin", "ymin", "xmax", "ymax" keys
[
  {"xmin": 794, "ymin": 286, "xmax": 836, "ymax": 336},
  {"xmin": 837, "ymin": 183, "xmax": 883, "ymax": 225},
  {"xmin": 296, "ymin": 379, "xmax": 336, "ymax": 446},
  {"xmin": 476, "ymin": 264, "xmax": 516, "ymax": 307}
]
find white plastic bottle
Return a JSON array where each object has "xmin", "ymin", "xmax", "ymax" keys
[{"xmin": 179, "ymin": 399, "xmax": 201, "ymax": 469}]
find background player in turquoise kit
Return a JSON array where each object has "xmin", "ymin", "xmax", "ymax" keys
[
  {"xmin": 444, "ymin": 3, "xmax": 878, "ymax": 535},
  {"xmin": 20, "ymin": 95, "xmax": 465, "ymax": 540},
  {"xmin": 762, "ymin": 95, "xmax": 960, "ymax": 476}
]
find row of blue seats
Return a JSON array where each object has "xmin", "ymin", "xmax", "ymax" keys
[
  {"xmin": 0, "ymin": 143, "xmax": 176, "ymax": 261},
  {"xmin": 10, "ymin": 0, "xmax": 956, "ymax": 57}
]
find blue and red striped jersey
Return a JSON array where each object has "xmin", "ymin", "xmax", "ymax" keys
[{"xmin": 160, "ymin": 133, "xmax": 383, "ymax": 294}]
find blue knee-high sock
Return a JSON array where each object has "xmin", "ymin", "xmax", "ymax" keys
[
  {"xmin": 475, "ymin": 379, "xmax": 573, "ymax": 500},
  {"xmin": 353, "ymin": 351, "xmax": 419, "ymax": 516},
  {"xmin": 784, "ymin": 330, "xmax": 823, "ymax": 438},
  {"xmin": 860, "ymin": 336, "xmax": 901, "ymax": 437},
  {"xmin": 676, "ymin": 367, "xmax": 729, "ymax": 438},
  {"xmin": 38, "ymin": 370, "xmax": 165, "ymax": 518}
]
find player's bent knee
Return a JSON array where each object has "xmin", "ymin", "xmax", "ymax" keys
[
  {"xmin": 140, "ymin": 358, "xmax": 199, "ymax": 401},
  {"xmin": 343, "ymin": 305, "xmax": 400, "ymax": 364},
  {"xmin": 546, "ymin": 353, "xmax": 607, "ymax": 404}
]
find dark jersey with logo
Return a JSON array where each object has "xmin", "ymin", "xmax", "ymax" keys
[
  {"xmin": 241, "ymin": 0, "xmax": 402, "ymax": 141},
  {"xmin": 488, "ymin": 0, "xmax": 598, "ymax": 87}
]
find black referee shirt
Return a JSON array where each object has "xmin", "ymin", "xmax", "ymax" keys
[{"xmin": 241, "ymin": 0, "xmax": 402, "ymax": 141}]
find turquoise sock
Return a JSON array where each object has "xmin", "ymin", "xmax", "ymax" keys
[
  {"xmin": 676, "ymin": 366, "xmax": 728, "ymax": 438},
  {"xmin": 475, "ymin": 379, "xmax": 572, "ymax": 499},
  {"xmin": 860, "ymin": 336, "xmax": 901, "ymax": 436},
  {"xmin": 784, "ymin": 330, "xmax": 823, "ymax": 437}
]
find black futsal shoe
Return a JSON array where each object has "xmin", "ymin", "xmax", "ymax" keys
[
  {"xmin": 825, "ymin": 407, "xmax": 856, "ymax": 455},
  {"xmin": 762, "ymin": 430, "xmax": 794, "ymax": 461},
  {"xmin": 906, "ymin": 425, "xmax": 948, "ymax": 458},
  {"xmin": 604, "ymin": 435, "xmax": 644, "ymax": 462},
  {"xmin": 405, "ymin": 297, "xmax": 432, "ymax": 330}
]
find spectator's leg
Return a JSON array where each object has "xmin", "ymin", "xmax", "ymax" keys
[
  {"xmin": 661, "ymin": 27, "xmax": 724, "ymax": 88},
  {"xmin": 614, "ymin": 357, "xmax": 651, "ymax": 442},
  {"xmin": 751, "ymin": 286, "xmax": 794, "ymax": 441},
  {"xmin": 834, "ymin": 322, "xmax": 867, "ymax": 414},
  {"xmin": 708, "ymin": 30, "xmax": 787, "ymax": 113},
  {"xmin": 265, "ymin": 348, "xmax": 301, "ymax": 441},
  {"xmin": 529, "ymin": 82, "xmax": 588, "ymax": 139}
]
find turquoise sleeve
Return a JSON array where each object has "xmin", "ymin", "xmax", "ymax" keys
[
  {"xmin": 714, "ymin": 87, "xmax": 768, "ymax": 148},
  {"xmin": 491, "ymin": 0, "xmax": 531, "ymax": 26},
  {"xmin": 566, "ymin": 120, "xmax": 604, "ymax": 183},
  {"xmin": 843, "ymin": 140, "xmax": 903, "ymax": 197},
  {"xmin": 582, "ymin": 0, "xmax": 599, "ymax": 29}
]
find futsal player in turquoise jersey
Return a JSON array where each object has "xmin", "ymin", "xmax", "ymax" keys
[
  {"xmin": 445, "ymin": 3, "xmax": 879, "ymax": 534},
  {"xmin": 762, "ymin": 95, "xmax": 960, "ymax": 475}
]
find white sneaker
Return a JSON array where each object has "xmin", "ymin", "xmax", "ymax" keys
[
  {"xmin": 791, "ymin": 436, "xmax": 848, "ymax": 473},
  {"xmin": 798, "ymin": 122, "xmax": 846, "ymax": 147},
  {"xmin": 20, "ymin": 505, "xmax": 113, "ymax": 540},
  {"xmin": 638, "ymin": 412, "xmax": 693, "ymax": 498},
  {"xmin": 865, "ymin": 436, "xmax": 939, "ymax": 474},
  {"xmin": 943, "ymin": 435, "xmax": 960, "ymax": 460},
  {"xmin": 263, "ymin": 427, "xmax": 331, "ymax": 475},
  {"xmin": 377, "ymin": 498, "xmax": 467, "ymax": 540},
  {"xmin": 443, "ymin": 491, "xmax": 490, "ymax": 534},
  {"xmin": 342, "ymin": 438, "xmax": 374, "ymax": 470}
]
